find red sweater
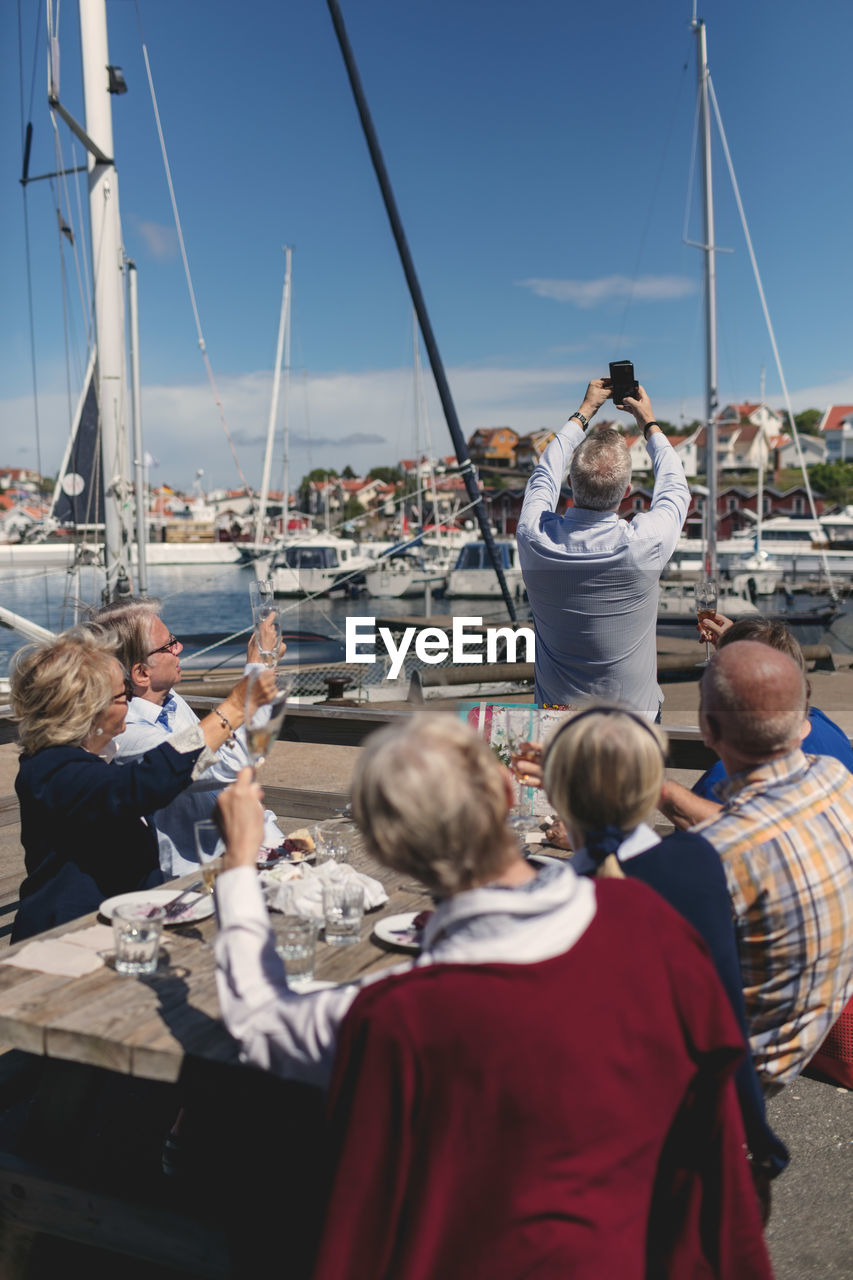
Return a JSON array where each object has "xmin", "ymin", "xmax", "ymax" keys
[{"xmin": 314, "ymin": 880, "xmax": 772, "ymax": 1280}]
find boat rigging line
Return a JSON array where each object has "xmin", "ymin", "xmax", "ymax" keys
[
  {"xmin": 135, "ymin": 20, "xmax": 252, "ymax": 498},
  {"xmin": 326, "ymin": 0, "xmax": 518, "ymax": 624},
  {"xmin": 705, "ymin": 76, "xmax": 838, "ymax": 603}
]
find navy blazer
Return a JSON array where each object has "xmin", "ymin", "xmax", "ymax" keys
[{"xmin": 13, "ymin": 739, "xmax": 202, "ymax": 942}]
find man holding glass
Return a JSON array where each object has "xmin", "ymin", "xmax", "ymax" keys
[
  {"xmin": 89, "ymin": 598, "xmax": 283, "ymax": 875},
  {"xmin": 516, "ymin": 377, "xmax": 689, "ymax": 721}
]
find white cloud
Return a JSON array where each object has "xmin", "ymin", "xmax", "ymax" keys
[
  {"xmin": 135, "ymin": 220, "xmax": 178, "ymax": 262},
  {"xmin": 3, "ymin": 363, "xmax": 852, "ymax": 492},
  {"xmin": 518, "ymin": 275, "xmax": 696, "ymax": 307}
]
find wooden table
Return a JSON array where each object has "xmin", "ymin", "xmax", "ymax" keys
[
  {"xmin": 0, "ymin": 843, "xmax": 431, "ymax": 1277},
  {"xmin": 0, "ymin": 843, "xmax": 429, "ymax": 1085}
]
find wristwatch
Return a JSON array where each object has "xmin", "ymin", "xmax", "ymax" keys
[{"xmin": 571, "ymin": 411, "xmax": 589, "ymax": 429}]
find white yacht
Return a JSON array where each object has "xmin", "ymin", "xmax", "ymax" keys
[
  {"xmin": 257, "ymin": 534, "xmax": 373, "ymax": 597},
  {"xmin": 445, "ymin": 540, "xmax": 525, "ymax": 599}
]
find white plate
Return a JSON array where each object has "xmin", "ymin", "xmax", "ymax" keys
[
  {"xmin": 99, "ymin": 888, "xmax": 214, "ymax": 925},
  {"xmin": 295, "ymin": 979, "xmax": 338, "ymax": 993},
  {"xmin": 372, "ymin": 912, "xmax": 425, "ymax": 953}
]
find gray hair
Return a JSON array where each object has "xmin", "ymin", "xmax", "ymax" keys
[
  {"xmin": 87, "ymin": 596, "xmax": 163, "ymax": 674},
  {"xmin": 569, "ymin": 428, "xmax": 632, "ymax": 511},
  {"xmin": 10, "ymin": 627, "xmax": 119, "ymax": 754},
  {"xmin": 543, "ymin": 703, "xmax": 667, "ymax": 838},
  {"xmin": 351, "ymin": 713, "xmax": 510, "ymax": 896}
]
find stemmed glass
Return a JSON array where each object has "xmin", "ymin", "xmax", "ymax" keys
[
  {"xmin": 253, "ymin": 607, "xmax": 282, "ymax": 669},
  {"xmin": 245, "ymin": 671, "xmax": 292, "ymax": 771},
  {"xmin": 694, "ymin": 579, "xmax": 718, "ymax": 664},
  {"xmin": 249, "ymin": 578, "xmax": 274, "ymax": 618}
]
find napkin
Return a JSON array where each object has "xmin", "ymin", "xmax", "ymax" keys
[
  {"xmin": 265, "ymin": 860, "xmax": 388, "ymax": 922},
  {"xmin": 60, "ymin": 923, "xmax": 116, "ymax": 952},
  {"xmin": 3, "ymin": 939, "xmax": 105, "ymax": 976}
]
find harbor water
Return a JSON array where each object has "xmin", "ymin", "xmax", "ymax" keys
[{"xmin": 2, "ymin": 561, "xmax": 853, "ymax": 685}]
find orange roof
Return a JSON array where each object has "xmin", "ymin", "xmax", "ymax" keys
[{"xmin": 821, "ymin": 405, "xmax": 853, "ymax": 433}]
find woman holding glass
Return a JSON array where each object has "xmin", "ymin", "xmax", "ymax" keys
[{"xmin": 9, "ymin": 628, "xmax": 275, "ymax": 942}]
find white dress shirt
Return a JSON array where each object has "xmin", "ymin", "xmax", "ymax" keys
[
  {"xmin": 214, "ymin": 862, "xmax": 596, "ymax": 1090},
  {"xmin": 517, "ymin": 422, "xmax": 689, "ymax": 720},
  {"xmin": 112, "ymin": 686, "xmax": 283, "ymax": 876}
]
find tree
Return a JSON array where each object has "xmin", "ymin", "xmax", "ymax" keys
[
  {"xmin": 341, "ymin": 464, "xmax": 357, "ymax": 479},
  {"xmin": 806, "ymin": 461, "xmax": 853, "ymax": 506},
  {"xmin": 298, "ymin": 467, "xmax": 338, "ymax": 506},
  {"xmin": 368, "ymin": 465, "xmax": 402, "ymax": 484},
  {"xmin": 794, "ymin": 408, "xmax": 822, "ymax": 436}
]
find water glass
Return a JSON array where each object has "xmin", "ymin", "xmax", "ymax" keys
[
  {"xmin": 194, "ymin": 819, "xmax": 225, "ymax": 893},
  {"xmin": 113, "ymin": 903, "xmax": 164, "ymax": 976},
  {"xmin": 273, "ymin": 916, "xmax": 316, "ymax": 986},
  {"xmin": 313, "ymin": 822, "xmax": 353, "ymax": 865},
  {"xmin": 322, "ymin": 881, "xmax": 364, "ymax": 946}
]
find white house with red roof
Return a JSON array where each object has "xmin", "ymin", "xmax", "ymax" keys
[{"xmin": 819, "ymin": 405, "xmax": 853, "ymax": 461}]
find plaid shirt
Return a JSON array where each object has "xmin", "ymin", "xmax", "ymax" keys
[{"xmin": 695, "ymin": 749, "xmax": 853, "ymax": 1085}]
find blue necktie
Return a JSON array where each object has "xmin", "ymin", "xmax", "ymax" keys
[{"xmin": 156, "ymin": 696, "xmax": 176, "ymax": 730}]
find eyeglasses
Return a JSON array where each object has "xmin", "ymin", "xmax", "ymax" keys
[
  {"xmin": 147, "ymin": 632, "xmax": 180, "ymax": 658},
  {"xmin": 112, "ymin": 675, "xmax": 134, "ymax": 704}
]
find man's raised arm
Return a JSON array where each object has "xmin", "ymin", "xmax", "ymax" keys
[
  {"xmin": 621, "ymin": 386, "xmax": 690, "ymax": 547},
  {"xmin": 518, "ymin": 378, "xmax": 611, "ymax": 527}
]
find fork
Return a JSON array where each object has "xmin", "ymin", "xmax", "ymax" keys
[{"xmin": 161, "ymin": 880, "xmax": 204, "ymax": 920}]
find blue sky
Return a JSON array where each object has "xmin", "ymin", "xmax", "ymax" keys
[{"xmin": 2, "ymin": 0, "xmax": 851, "ymax": 493}]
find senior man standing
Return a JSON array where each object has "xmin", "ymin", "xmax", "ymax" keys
[{"xmin": 516, "ymin": 377, "xmax": 689, "ymax": 719}]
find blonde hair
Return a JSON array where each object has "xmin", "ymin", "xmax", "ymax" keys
[
  {"xmin": 10, "ymin": 628, "xmax": 119, "ymax": 754},
  {"xmin": 87, "ymin": 596, "xmax": 162, "ymax": 674},
  {"xmin": 351, "ymin": 713, "xmax": 510, "ymax": 896},
  {"xmin": 543, "ymin": 704, "xmax": 667, "ymax": 868}
]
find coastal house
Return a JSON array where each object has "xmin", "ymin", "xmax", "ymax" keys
[
  {"xmin": 819, "ymin": 405, "xmax": 853, "ymax": 461},
  {"xmin": 515, "ymin": 429, "xmax": 556, "ymax": 470},
  {"xmin": 467, "ymin": 427, "xmax": 519, "ymax": 468},
  {"xmin": 771, "ymin": 433, "xmax": 826, "ymax": 469},
  {"xmin": 694, "ymin": 405, "xmax": 784, "ymax": 475}
]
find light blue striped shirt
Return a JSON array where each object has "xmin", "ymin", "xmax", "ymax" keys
[{"xmin": 516, "ymin": 422, "xmax": 689, "ymax": 720}]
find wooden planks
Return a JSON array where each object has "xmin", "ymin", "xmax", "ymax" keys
[{"xmin": 0, "ymin": 843, "xmax": 433, "ymax": 1084}]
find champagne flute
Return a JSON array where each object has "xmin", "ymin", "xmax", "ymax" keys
[
  {"xmin": 249, "ymin": 578, "xmax": 274, "ymax": 621},
  {"xmin": 245, "ymin": 671, "xmax": 292, "ymax": 770},
  {"xmin": 694, "ymin": 579, "xmax": 718, "ymax": 664},
  {"xmin": 253, "ymin": 607, "xmax": 282, "ymax": 669}
]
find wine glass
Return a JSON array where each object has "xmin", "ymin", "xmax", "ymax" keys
[
  {"xmin": 253, "ymin": 607, "xmax": 282, "ymax": 669},
  {"xmin": 694, "ymin": 579, "xmax": 718, "ymax": 664},
  {"xmin": 245, "ymin": 671, "xmax": 292, "ymax": 771},
  {"xmin": 249, "ymin": 578, "xmax": 274, "ymax": 620}
]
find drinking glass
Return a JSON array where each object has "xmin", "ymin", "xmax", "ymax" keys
[
  {"xmin": 273, "ymin": 916, "xmax": 316, "ymax": 986},
  {"xmin": 694, "ymin": 579, "xmax": 718, "ymax": 663},
  {"xmin": 322, "ymin": 881, "xmax": 364, "ymax": 946},
  {"xmin": 253, "ymin": 606, "xmax": 282, "ymax": 669},
  {"xmin": 113, "ymin": 903, "xmax": 164, "ymax": 975},
  {"xmin": 245, "ymin": 671, "xmax": 292, "ymax": 770},
  {"xmin": 249, "ymin": 578, "xmax": 274, "ymax": 620},
  {"xmin": 194, "ymin": 819, "xmax": 226, "ymax": 892},
  {"xmin": 312, "ymin": 820, "xmax": 356, "ymax": 865}
]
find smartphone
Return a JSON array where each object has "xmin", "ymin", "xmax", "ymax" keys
[{"xmin": 609, "ymin": 360, "xmax": 638, "ymax": 406}]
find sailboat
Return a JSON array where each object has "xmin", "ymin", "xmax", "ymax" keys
[{"xmin": 658, "ymin": 17, "xmax": 838, "ymax": 631}]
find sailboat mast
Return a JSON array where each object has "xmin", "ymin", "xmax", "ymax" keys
[
  {"xmin": 281, "ymin": 246, "xmax": 292, "ymax": 535},
  {"xmin": 694, "ymin": 18, "xmax": 718, "ymax": 581},
  {"xmin": 256, "ymin": 247, "xmax": 291, "ymax": 547},
  {"xmin": 79, "ymin": 0, "xmax": 132, "ymax": 600}
]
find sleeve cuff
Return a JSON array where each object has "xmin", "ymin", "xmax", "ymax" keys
[{"xmin": 215, "ymin": 865, "xmax": 267, "ymax": 930}]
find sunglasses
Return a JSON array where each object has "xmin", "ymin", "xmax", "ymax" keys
[
  {"xmin": 147, "ymin": 632, "xmax": 180, "ymax": 657},
  {"xmin": 112, "ymin": 674, "xmax": 134, "ymax": 704}
]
